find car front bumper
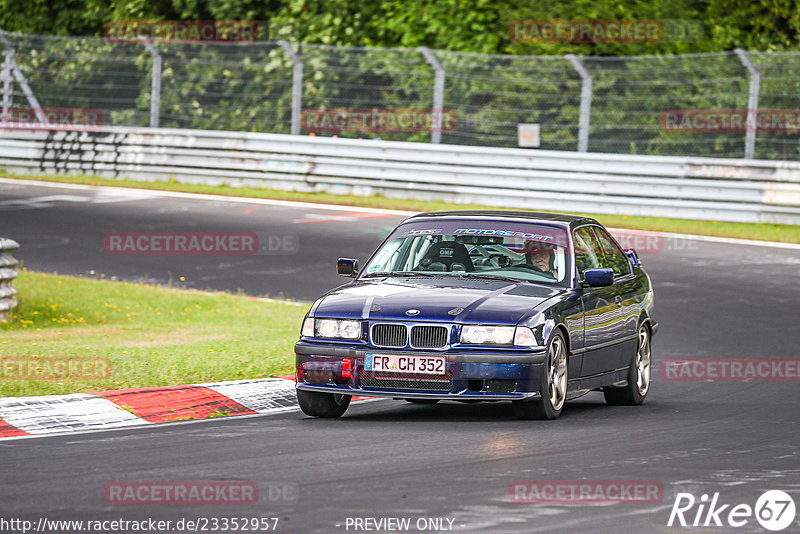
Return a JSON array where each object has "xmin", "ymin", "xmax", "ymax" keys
[{"xmin": 294, "ymin": 342, "xmax": 547, "ymax": 400}]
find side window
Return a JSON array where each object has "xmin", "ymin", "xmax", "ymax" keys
[
  {"xmin": 592, "ymin": 227, "xmax": 631, "ymax": 277},
  {"xmin": 572, "ymin": 227, "xmax": 602, "ymax": 279}
]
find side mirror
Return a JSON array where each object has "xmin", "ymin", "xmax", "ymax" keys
[
  {"xmin": 582, "ymin": 268, "xmax": 614, "ymax": 287},
  {"xmin": 337, "ymin": 258, "xmax": 359, "ymax": 277}
]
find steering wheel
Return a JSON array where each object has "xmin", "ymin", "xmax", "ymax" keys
[{"xmin": 509, "ymin": 263, "xmax": 557, "ymax": 279}]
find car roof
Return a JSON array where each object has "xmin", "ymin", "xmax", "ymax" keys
[{"xmin": 406, "ymin": 210, "xmax": 600, "ymax": 229}]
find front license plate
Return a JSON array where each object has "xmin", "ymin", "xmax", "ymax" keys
[{"xmin": 365, "ymin": 354, "xmax": 446, "ymax": 375}]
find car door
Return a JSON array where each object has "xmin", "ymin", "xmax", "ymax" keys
[
  {"xmin": 592, "ymin": 226, "xmax": 640, "ymax": 370},
  {"xmin": 573, "ymin": 226, "xmax": 625, "ymax": 378}
]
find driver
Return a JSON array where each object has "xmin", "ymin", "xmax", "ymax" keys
[{"xmin": 522, "ymin": 240, "xmax": 557, "ymax": 276}]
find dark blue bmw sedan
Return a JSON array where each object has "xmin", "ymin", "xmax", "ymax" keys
[{"xmin": 294, "ymin": 211, "xmax": 657, "ymax": 420}]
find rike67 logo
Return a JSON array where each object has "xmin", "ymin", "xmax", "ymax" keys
[{"xmin": 668, "ymin": 490, "xmax": 796, "ymax": 531}]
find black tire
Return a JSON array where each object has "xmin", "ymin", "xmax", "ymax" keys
[
  {"xmin": 604, "ymin": 323, "xmax": 651, "ymax": 406},
  {"xmin": 404, "ymin": 399, "xmax": 440, "ymax": 405},
  {"xmin": 512, "ymin": 331, "xmax": 568, "ymax": 420},
  {"xmin": 297, "ymin": 389, "xmax": 351, "ymax": 417}
]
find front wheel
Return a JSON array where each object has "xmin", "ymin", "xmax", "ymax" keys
[
  {"xmin": 512, "ymin": 331, "xmax": 568, "ymax": 420},
  {"xmin": 297, "ymin": 389, "xmax": 351, "ymax": 417},
  {"xmin": 604, "ymin": 323, "xmax": 651, "ymax": 406}
]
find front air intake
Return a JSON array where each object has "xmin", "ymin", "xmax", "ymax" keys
[
  {"xmin": 371, "ymin": 323, "xmax": 407, "ymax": 347},
  {"xmin": 410, "ymin": 325, "xmax": 449, "ymax": 348}
]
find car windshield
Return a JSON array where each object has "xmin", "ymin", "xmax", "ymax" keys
[{"xmin": 362, "ymin": 219, "xmax": 570, "ymax": 285}]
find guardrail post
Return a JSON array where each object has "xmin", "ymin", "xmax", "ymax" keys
[
  {"xmin": 0, "ymin": 29, "xmax": 49, "ymax": 127},
  {"xmin": 418, "ymin": 47, "xmax": 445, "ymax": 144},
  {"xmin": 139, "ymin": 37, "xmax": 162, "ymax": 128},
  {"xmin": 0, "ymin": 238, "xmax": 20, "ymax": 323},
  {"xmin": 278, "ymin": 41, "xmax": 303, "ymax": 135},
  {"xmin": 734, "ymin": 49, "xmax": 760, "ymax": 160},
  {"xmin": 566, "ymin": 54, "xmax": 592, "ymax": 152}
]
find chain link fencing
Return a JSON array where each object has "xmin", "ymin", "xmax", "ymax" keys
[{"xmin": 2, "ymin": 30, "xmax": 800, "ymax": 160}]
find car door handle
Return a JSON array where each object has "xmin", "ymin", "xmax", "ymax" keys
[{"xmin": 615, "ymin": 295, "xmax": 622, "ymax": 306}]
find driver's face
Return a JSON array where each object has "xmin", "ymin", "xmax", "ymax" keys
[{"xmin": 529, "ymin": 252, "xmax": 550, "ymax": 271}]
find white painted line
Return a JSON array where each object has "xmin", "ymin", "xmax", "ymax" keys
[
  {"xmin": 0, "ymin": 177, "xmax": 415, "ymax": 216},
  {"xmin": 0, "ymin": 177, "xmax": 96, "ymax": 191},
  {"xmin": 607, "ymin": 227, "xmax": 800, "ymax": 250},
  {"xmin": 242, "ymin": 295, "xmax": 309, "ymax": 306},
  {"xmin": 0, "ymin": 194, "xmax": 91, "ymax": 210},
  {"xmin": 2, "ymin": 176, "xmax": 798, "ymax": 250},
  {"xmin": 193, "ymin": 290, "xmax": 308, "ymax": 306}
]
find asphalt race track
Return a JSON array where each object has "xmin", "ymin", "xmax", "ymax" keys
[{"xmin": 1, "ymin": 179, "xmax": 799, "ymax": 533}]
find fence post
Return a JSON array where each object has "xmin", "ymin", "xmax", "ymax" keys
[
  {"xmin": 0, "ymin": 29, "xmax": 49, "ymax": 126},
  {"xmin": 734, "ymin": 49, "xmax": 760, "ymax": 160},
  {"xmin": 1, "ymin": 48, "xmax": 11, "ymax": 124},
  {"xmin": 278, "ymin": 41, "xmax": 303, "ymax": 135},
  {"xmin": 418, "ymin": 47, "xmax": 445, "ymax": 144},
  {"xmin": 566, "ymin": 54, "xmax": 592, "ymax": 152},
  {"xmin": 139, "ymin": 37, "xmax": 162, "ymax": 128}
]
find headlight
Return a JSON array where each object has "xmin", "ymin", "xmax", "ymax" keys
[
  {"xmin": 339, "ymin": 320, "xmax": 362, "ymax": 339},
  {"xmin": 460, "ymin": 325, "xmax": 539, "ymax": 347},
  {"xmin": 461, "ymin": 325, "xmax": 515, "ymax": 345},
  {"xmin": 311, "ymin": 318, "xmax": 362, "ymax": 340}
]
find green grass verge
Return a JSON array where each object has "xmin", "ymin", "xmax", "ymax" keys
[
  {"xmin": 0, "ymin": 270, "xmax": 307, "ymax": 397},
  {"xmin": 2, "ymin": 172, "xmax": 798, "ymax": 243}
]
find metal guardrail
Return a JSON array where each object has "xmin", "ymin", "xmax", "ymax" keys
[
  {"xmin": 0, "ymin": 238, "xmax": 19, "ymax": 323},
  {"xmin": 1, "ymin": 127, "xmax": 800, "ymax": 224}
]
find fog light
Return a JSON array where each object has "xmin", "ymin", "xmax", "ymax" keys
[{"xmin": 341, "ymin": 358, "xmax": 352, "ymax": 379}]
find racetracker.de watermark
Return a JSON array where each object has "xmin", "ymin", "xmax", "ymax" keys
[
  {"xmin": 0, "ymin": 356, "xmax": 112, "ymax": 381},
  {"xmin": 104, "ymin": 481, "xmax": 261, "ymax": 505},
  {"xmin": 103, "ymin": 232, "xmax": 298, "ymax": 255},
  {"xmin": 509, "ymin": 480, "xmax": 663, "ymax": 504},
  {"xmin": 610, "ymin": 229, "xmax": 699, "ymax": 255},
  {"xmin": 1, "ymin": 517, "xmax": 280, "ymax": 533},
  {"xmin": 104, "ymin": 20, "xmax": 263, "ymax": 43},
  {"xmin": 301, "ymin": 108, "xmax": 456, "ymax": 133},
  {"xmin": 660, "ymin": 358, "xmax": 800, "ymax": 381},
  {"xmin": 509, "ymin": 19, "xmax": 703, "ymax": 43},
  {"xmin": 0, "ymin": 108, "xmax": 103, "ymax": 131},
  {"xmin": 661, "ymin": 109, "xmax": 800, "ymax": 134}
]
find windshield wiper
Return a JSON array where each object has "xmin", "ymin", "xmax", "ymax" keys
[
  {"xmin": 362, "ymin": 271, "xmax": 441, "ymax": 278},
  {"xmin": 454, "ymin": 273, "xmax": 524, "ymax": 283}
]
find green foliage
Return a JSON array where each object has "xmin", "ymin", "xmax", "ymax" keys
[
  {"xmin": 4, "ymin": 0, "xmax": 800, "ymax": 54},
  {"xmin": 4, "ymin": 0, "xmax": 800, "ymax": 159},
  {"xmin": 705, "ymin": 0, "xmax": 800, "ymax": 51}
]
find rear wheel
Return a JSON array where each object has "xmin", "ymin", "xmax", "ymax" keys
[
  {"xmin": 512, "ymin": 331, "xmax": 567, "ymax": 420},
  {"xmin": 604, "ymin": 324, "xmax": 651, "ymax": 406},
  {"xmin": 297, "ymin": 389, "xmax": 351, "ymax": 417}
]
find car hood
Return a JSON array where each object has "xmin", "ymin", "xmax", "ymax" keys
[{"xmin": 312, "ymin": 277, "xmax": 564, "ymax": 325}]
